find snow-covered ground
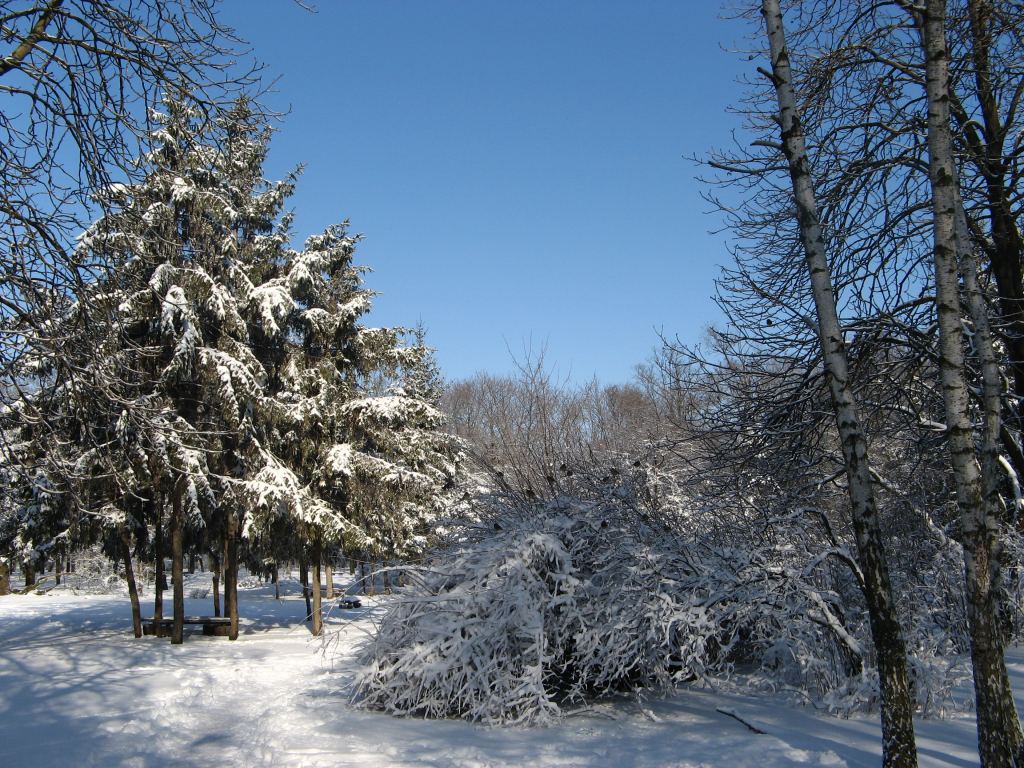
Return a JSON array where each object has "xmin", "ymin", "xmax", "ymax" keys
[{"xmin": 0, "ymin": 572, "xmax": 1015, "ymax": 767}]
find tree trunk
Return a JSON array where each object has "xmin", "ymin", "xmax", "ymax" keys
[
  {"xmin": 222, "ymin": 529, "xmax": 231, "ymax": 627},
  {"xmin": 171, "ymin": 481, "xmax": 185, "ymax": 645},
  {"xmin": 154, "ymin": 504, "xmax": 165, "ymax": 624},
  {"xmin": 311, "ymin": 549, "xmax": 323, "ymax": 637},
  {"xmin": 54, "ymin": 553, "xmax": 62, "ymax": 586},
  {"xmin": 0, "ymin": 560, "xmax": 9, "ymax": 595},
  {"xmin": 122, "ymin": 530, "xmax": 142, "ymax": 638},
  {"xmin": 22, "ymin": 559, "xmax": 35, "ymax": 590},
  {"xmin": 382, "ymin": 563, "xmax": 391, "ymax": 595},
  {"xmin": 188, "ymin": 552, "xmax": 196, "ymax": 574},
  {"xmin": 760, "ymin": 2, "xmax": 918, "ymax": 765},
  {"xmin": 920, "ymin": 2, "xmax": 1024, "ymax": 763},
  {"xmin": 225, "ymin": 513, "xmax": 239, "ymax": 641},
  {"xmin": 211, "ymin": 552, "xmax": 221, "ymax": 618},
  {"xmin": 273, "ymin": 562, "xmax": 279, "ymax": 600},
  {"xmin": 299, "ymin": 557, "xmax": 311, "ymax": 622},
  {"xmin": 325, "ymin": 561, "xmax": 334, "ymax": 599},
  {"xmin": 955, "ymin": 185, "xmax": 1004, "ymax": 526},
  {"xmin": 962, "ymin": 0, "xmax": 1024, "ymax": 479}
]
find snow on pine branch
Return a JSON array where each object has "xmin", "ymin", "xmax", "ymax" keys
[
  {"xmin": 320, "ymin": 442, "xmax": 434, "ymax": 492},
  {"xmin": 240, "ymin": 453, "xmax": 361, "ymax": 544},
  {"xmin": 249, "ymin": 279, "xmax": 294, "ymax": 339},
  {"xmin": 342, "ymin": 396, "xmax": 443, "ymax": 430}
]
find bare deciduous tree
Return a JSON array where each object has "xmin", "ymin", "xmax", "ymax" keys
[
  {"xmin": 758, "ymin": 2, "xmax": 917, "ymax": 763},
  {"xmin": 917, "ymin": 0, "xmax": 1024, "ymax": 760}
]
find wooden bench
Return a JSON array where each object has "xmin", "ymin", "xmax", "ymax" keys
[{"xmin": 143, "ymin": 616, "xmax": 232, "ymax": 637}]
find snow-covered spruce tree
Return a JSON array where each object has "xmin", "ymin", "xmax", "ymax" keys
[
  {"xmin": 240, "ymin": 222, "xmax": 376, "ymax": 635},
  {"xmin": 0, "ymin": 454, "xmax": 17, "ymax": 593},
  {"xmin": 399, "ymin": 327, "xmax": 467, "ymax": 548},
  {"xmin": 339, "ymin": 327, "xmax": 464, "ymax": 572},
  {"xmin": 65, "ymin": 96, "xmax": 284, "ymax": 642},
  {"xmin": 243, "ymin": 221, "xmax": 463, "ymax": 632},
  {"xmin": 11, "ymin": 92, "xmax": 464, "ymax": 640},
  {"xmin": 10, "ymin": 454, "xmax": 72, "ymax": 589},
  {"xmin": 0, "ymin": 339, "xmax": 121, "ymax": 594}
]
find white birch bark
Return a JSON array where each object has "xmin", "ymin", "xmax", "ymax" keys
[
  {"xmin": 955, "ymin": 185, "xmax": 1003, "ymax": 520},
  {"xmin": 760, "ymin": 2, "xmax": 918, "ymax": 765},
  {"xmin": 919, "ymin": 2, "xmax": 1024, "ymax": 763}
]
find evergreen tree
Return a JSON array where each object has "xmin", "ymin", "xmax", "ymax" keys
[
  {"xmin": 242, "ymin": 233, "xmax": 465, "ymax": 624},
  {"xmin": 3, "ymin": 94, "xmax": 464, "ymax": 640},
  {"xmin": 340, "ymin": 327, "xmax": 464, "ymax": 566},
  {"xmin": 64, "ymin": 97, "xmax": 279, "ymax": 641}
]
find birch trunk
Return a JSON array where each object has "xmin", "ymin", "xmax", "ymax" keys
[
  {"xmin": 920, "ymin": 2, "xmax": 1024, "ymax": 763},
  {"xmin": 955, "ymin": 188, "xmax": 1004, "ymax": 520},
  {"xmin": 325, "ymin": 562, "xmax": 334, "ymax": 600},
  {"xmin": 966, "ymin": 0, "xmax": 1024, "ymax": 466},
  {"xmin": 760, "ymin": 2, "xmax": 917, "ymax": 764}
]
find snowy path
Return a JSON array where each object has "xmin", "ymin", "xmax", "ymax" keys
[{"xmin": 0, "ymin": 577, "xmax": 1016, "ymax": 767}]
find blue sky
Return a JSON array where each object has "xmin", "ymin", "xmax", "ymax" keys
[{"xmin": 220, "ymin": 1, "xmax": 752, "ymax": 384}]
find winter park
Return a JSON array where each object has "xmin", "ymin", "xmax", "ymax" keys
[{"xmin": 4, "ymin": 1, "xmax": 1024, "ymax": 766}]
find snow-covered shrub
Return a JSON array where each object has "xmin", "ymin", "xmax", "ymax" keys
[
  {"xmin": 355, "ymin": 498, "xmax": 723, "ymax": 723},
  {"xmin": 356, "ymin": 524, "xmax": 577, "ymax": 723},
  {"xmin": 705, "ymin": 545, "xmax": 866, "ymax": 694},
  {"xmin": 61, "ymin": 547, "xmax": 126, "ymax": 594},
  {"xmin": 356, "ymin": 466, "xmax": 983, "ymax": 724},
  {"xmin": 894, "ymin": 524, "xmax": 974, "ymax": 717},
  {"xmin": 238, "ymin": 575, "xmax": 263, "ymax": 590},
  {"xmin": 715, "ymin": 510, "xmax": 973, "ymax": 717},
  {"xmin": 353, "ymin": 488, "xmax": 873, "ymax": 723}
]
